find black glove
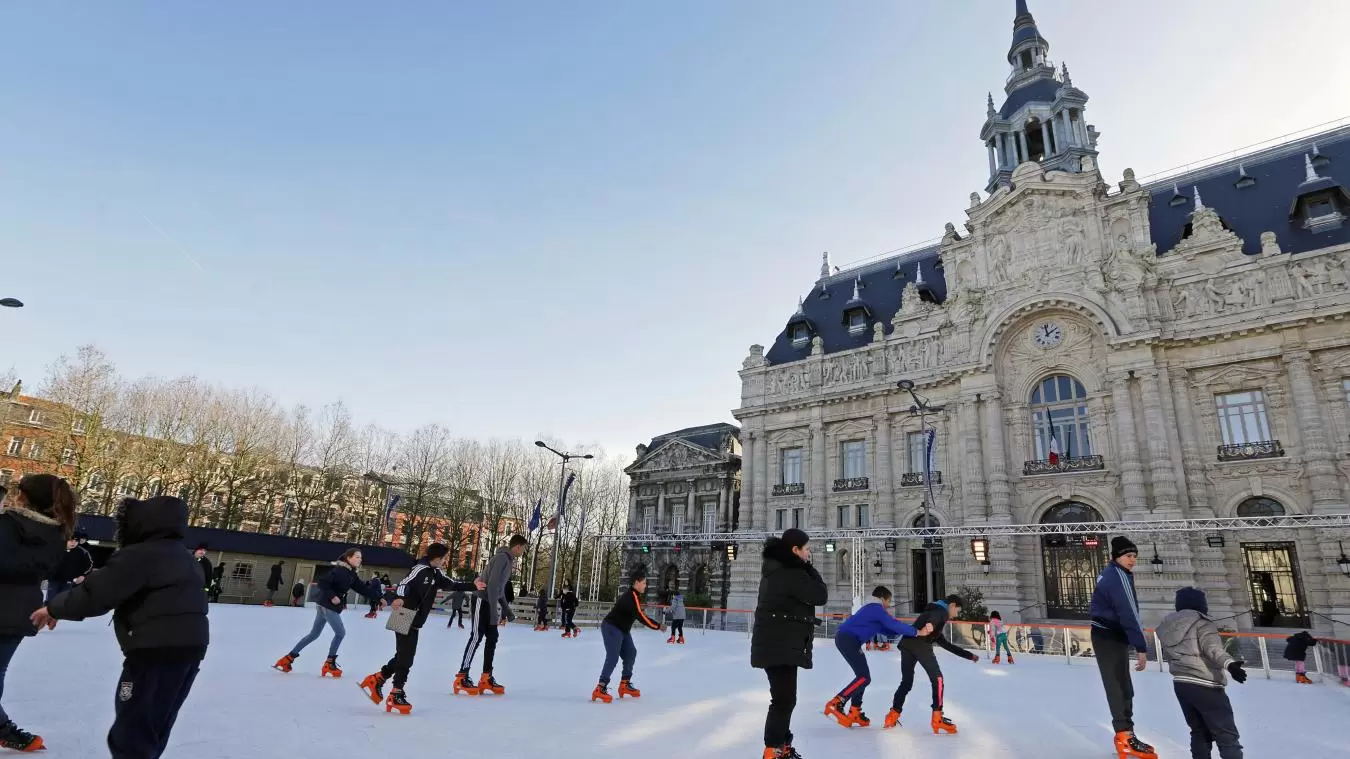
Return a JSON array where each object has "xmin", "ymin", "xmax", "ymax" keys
[{"xmin": 1226, "ymin": 661, "xmax": 1247, "ymax": 684}]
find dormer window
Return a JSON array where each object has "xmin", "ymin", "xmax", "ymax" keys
[
  {"xmin": 1300, "ymin": 192, "xmax": 1344, "ymax": 233},
  {"xmin": 845, "ymin": 308, "xmax": 868, "ymax": 335},
  {"xmin": 790, "ymin": 323, "xmax": 810, "ymax": 346}
]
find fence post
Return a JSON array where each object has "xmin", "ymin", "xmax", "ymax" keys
[
  {"xmin": 1155, "ymin": 631, "xmax": 1164, "ymax": 672},
  {"xmin": 1258, "ymin": 637, "xmax": 1271, "ymax": 679},
  {"xmin": 1313, "ymin": 644, "xmax": 1324, "ymax": 681},
  {"xmin": 1065, "ymin": 629, "xmax": 1072, "ymax": 666}
]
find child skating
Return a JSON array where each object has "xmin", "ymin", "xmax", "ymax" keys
[
  {"xmin": 1158, "ymin": 587, "xmax": 1247, "ymax": 759},
  {"xmin": 1284, "ymin": 631, "xmax": 1317, "ymax": 684},
  {"xmin": 824, "ymin": 586, "xmax": 929, "ymax": 729},
  {"xmin": 884, "ymin": 594, "xmax": 979, "ymax": 734},
  {"xmin": 666, "ymin": 591, "xmax": 686, "ymax": 644},
  {"xmin": 359, "ymin": 544, "xmax": 484, "ymax": 715},
  {"xmin": 590, "ymin": 566, "xmax": 662, "ymax": 703},
  {"xmin": 273, "ymin": 549, "xmax": 383, "ymax": 677},
  {"xmin": 559, "ymin": 582, "xmax": 579, "ymax": 638},
  {"xmin": 989, "ymin": 610, "xmax": 1013, "ymax": 664}
]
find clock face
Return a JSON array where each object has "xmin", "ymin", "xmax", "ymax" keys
[{"xmin": 1032, "ymin": 322, "xmax": 1063, "ymax": 348}]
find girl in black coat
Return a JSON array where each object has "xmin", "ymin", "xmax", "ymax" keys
[
  {"xmin": 751, "ymin": 529, "xmax": 827, "ymax": 759},
  {"xmin": 273, "ymin": 549, "xmax": 382, "ymax": 677},
  {"xmin": 0, "ymin": 474, "xmax": 77, "ymax": 752}
]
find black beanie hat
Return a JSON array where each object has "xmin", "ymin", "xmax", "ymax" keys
[
  {"xmin": 1175, "ymin": 586, "xmax": 1208, "ymax": 615},
  {"xmin": 780, "ymin": 528, "xmax": 810, "ymax": 550},
  {"xmin": 1111, "ymin": 536, "xmax": 1139, "ymax": 560}
]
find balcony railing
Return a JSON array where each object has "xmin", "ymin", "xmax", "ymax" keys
[
  {"xmin": 1023, "ymin": 455, "xmax": 1105, "ymax": 476},
  {"xmin": 832, "ymin": 477, "xmax": 870, "ymax": 493},
  {"xmin": 772, "ymin": 483, "xmax": 805, "ymax": 497},
  {"xmin": 1217, "ymin": 440, "xmax": 1285, "ymax": 462},
  {"xmin": 900, "ymin": 471, "xmax": 943, "ymax": 487}
]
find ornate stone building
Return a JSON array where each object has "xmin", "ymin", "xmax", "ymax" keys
[
  {"xmin": 624, "ymin": 424, "xmax": 741, "ymax": 607},
  {"xmin": 729, "ymin": 2, "xmax": 1350, "ymax": 636}
]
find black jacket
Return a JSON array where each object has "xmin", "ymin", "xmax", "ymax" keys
[
  {"xmin": 51, "ymin": 544, "xmax": 95, "ymax": 584},
  {"xmin": 48, "ymin": 497, "xmax": 209, "ymax": 661},
  {"xmin": 560, "ymin": 590, "xmax": 579, "ymax": 612},
  {"xmin": 602, "ymin": 588, "xmax": 661, "ymax": 633},
  {"xmin": 750, "ymin": 538, "xmax": 828, "ymax": 670},
  {"xmin": 905, "ymin": 601, "xmax": 978, "ymax": 661},
  {"xmin": 266, "ymin": 563, "xmax": 284, "ymax": 591},
  {"xmin": 316, "ymin": 562, "xmax": 379, "ymax": 612},
  {"xmin": 1284, "ymin": 631, "xmax": 1317, "ymax": 662},
  {"xmin": 394, "ymin": 562, "xmax": 476, "ymax": 630},
  {"xmin": 0, "ymin": 508, "xmax": 66, "ymax": 637},
  {"xmin": 196, "ymin": 556, "xmax": 213, "ymax": 592}
]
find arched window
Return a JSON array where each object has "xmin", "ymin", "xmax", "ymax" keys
[
  {"xmin": 1237, "ymin": 497, "xmax": 1285, "ymax": 518},
  {"xmin": 912, "ymin": 514, "xmax": 940, "ymax": 528},
  {"xmin": 837, "ymin": 549, "xmax": 851, "ymax": 586},
  {"xmin": 1040, "ymin": 501, "xmax": 1104, "ymax": 524},
  {"xmin": 1030, "ymin": 374, "xmax": 1092, "ymax": 460},
  {"xmin": 693, "ymin": 565, "xmax": 710, "ymax": 596}
]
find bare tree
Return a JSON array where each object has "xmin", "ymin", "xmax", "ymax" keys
[
  {"xmin": 441, "ymin": 439, "xmax": 485, "ymax": 571},
  {"xmin": 476, "ymin": 439, "xmax": 526, "ymax": 554},
  {"xmin": 210, "ymin": 388, "xmax": 283, "ymax": 530},
  {"xmin": 350, "ymin": 424, "xmax": 400, "ymax": 544},
  {"xmin": 39, "ymin": 345, "xmax": 125, "ymax": 512},
  {"xmin": 391, "ymin": 424, "xmax": 455, "ymax": 554}
]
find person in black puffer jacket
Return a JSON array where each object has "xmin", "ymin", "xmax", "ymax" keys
[
  {"xmin": 751, "ymin": 529, "xmax": 827, "ymax": 759},
  {"xmin": 46, "ymin": 530, "xmax": 94, "ymax": 604},
  {"xmin": 36, "ymin": 494, "xmax": 207, "ymax": 759},
  {"xmin": 273, "ymin": 549, "xmax": 382, "ymax": 676},
  {"xmin": 0, "ymin": 475, "xmax": 76, "ymax": 752}
]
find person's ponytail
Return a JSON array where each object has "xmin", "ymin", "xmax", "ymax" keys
[
  {"xmin": 16, "ymin": 473, "xmax": 77, "ymax": 539},
  {"xmin": 49, "ymin": 477, "xmax": 76, "ymax": 540}
]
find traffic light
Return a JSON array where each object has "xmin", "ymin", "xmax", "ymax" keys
[{"xmin": 640, "ymin": 544, "xmax": 651, "ymax": 554}]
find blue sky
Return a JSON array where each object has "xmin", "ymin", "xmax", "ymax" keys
[{"xmin": 2, "ymin": 1, "xmax": 1347, "ymax": 456}]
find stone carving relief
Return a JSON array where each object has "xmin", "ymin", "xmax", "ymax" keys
[
  {"xmin": 888, "ymin": 334, "xmax": 946, "ymax": 375},
  {"xmin": 822, "ymin": 352, "xmax": 878, "ymax": 388},
  {"xmin": 641, "ymin": 442, "xmax": 719, "ymax": 472},
  {"xmin": 765, "ymin": 366, "xmax": 815, "ymax": 397},
  {"xmin": 1170, "ymin": 253, "xmax": 1347, "ymax": 320}
]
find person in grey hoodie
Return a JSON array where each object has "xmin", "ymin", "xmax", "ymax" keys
[
  {"xmin": 455, "ymin": 534, "xmax": 527, "ymax": 695},
  {"xmin": 1158, "ymin": 587, "xmax": 1247, "ymax": 759},
  {"xmin": 666, "ymin": 591, "xmax": 687, "ymax": 644}
]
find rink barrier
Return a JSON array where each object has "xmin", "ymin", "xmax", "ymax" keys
[{"xmin": 630, "ymin": 604, "xmax": 1350, "ymax": 686}]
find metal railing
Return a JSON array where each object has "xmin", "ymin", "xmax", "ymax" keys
[
  {"xmin": 1217, "ymin": 440, "xmax": 1285, "ymax": 461},
  {"xmin": 832, "ymin": 477, "xmax": 869, "ymax": 493},
  {"xmin": 900, "ymin": 471, "xmax": 942, "ymax": 487},
  {"xmin": 1023, "ymin": 455, "xmax": 1105, "ymax": 475},
  {"xmin": 772, "ymin": 483, "xmax": 805, "ymax": 497}
]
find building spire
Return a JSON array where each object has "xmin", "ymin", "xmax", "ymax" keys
[
  {"xmin": 986, "ymin": 92, "xmax": 996, "ymax": 117},
  {"xmin": 1192, "ymin": 186, "xmax": 1204, "ymax": 211},
  {"xmin": 795, "ymin": 296, "xmax": 805, "ymax": 316},
  {"xmin": 1060, "ymin": 62, "xmax": 1072, "ymax": 86},
  {"xmin": 914, "ymin": 262, "xmax": 925, "ymax": 286},
  {"xmin": 819, "ymin": 251, "xmax": 831, "ymax": 279},
  {"xmin": 1303, "ymin": 154, "xmax": 1321, "ymax": 184},
  {"xmin": 851, "ymin": 277, "xmax": 861, "ymax": 301}
]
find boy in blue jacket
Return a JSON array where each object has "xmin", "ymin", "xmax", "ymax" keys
[
  {"xmin": 824, "ymin": 586, "xmax": 931, "ymax": 728},
  {"xmin": 1090, "ymin": 536, "xmax": 1157, "ymax": 759}
]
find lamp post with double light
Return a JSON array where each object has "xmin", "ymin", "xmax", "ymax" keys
[
  {"xmin": 535, "ymin": 441, "xmax": 593, "ymax": 598},
  {"xmin": 897, "ymin": 379, "xmax": 944, "ymax": 607}
]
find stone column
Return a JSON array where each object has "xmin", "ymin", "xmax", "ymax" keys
[
  {"xmin": 686, "ymin": 478, "xmax": 697, "ymax": 533},
  {"xmin": 1060, "ymin": 110, "xmax": 1074, "ymax": 147},
  {"xmin": 740, "ymin": 431, "xmax": 756, "ymax": 531},
  {"xmin": 995, "ymin": 133, "xmax": 1007, "ymax": 169},
  {"xmin": 810, "ymin": 420, "xmax": 827, "ymax": 531},
  {"xmin": 983, "ymin": 391, "xmax": 1013, "ymax": 523},
  {"xmin": 987, "ymin": 143, "xmax": 997, "ymax": 175},
  {"xmin": 717, "ymin": 477, "xmax": 728, "ymax": 532},
  {"xmin": 1039, "ymin": 121, "xmax": 1051, "ymax": 157},
  {"xmin": 1015, "ymin": 130, "xmax": 1028, "ymax": 164},
  {"xmin": 1137, "ymin": 368, "xmax": 1182, "ymax": 517},
  {"xmin": 960, "ymin": 396, "xmax": 988, "ymax": 523},
  {"xmin": 1110, "ymin": 375, "xmax": 1150, "ymax": 518},
  {"xmin": 755, "ymin": 429, "xmax": 770, "ymax": 532},
  {"xmin": 1285, "ymin": 351, "xmax": 1345, "ymax": 512},
  {"xmin": 628, "ymin": 487, "xmax": 640, "ymax": 532},
  {"xmin": 656, "ymin": 487, "xmax": 666, "ymax": 534},
  {"xmin": 873, "ymin": 411, "xmax": 895, "ymax": 527},
  {"xmin": 1170, "ymin": 369, "xmax": 1214, "ymax": 518}
]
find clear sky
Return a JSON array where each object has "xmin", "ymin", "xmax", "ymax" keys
[{"xmin": 2, "ymin": 1, "xmax": 1347, "ymax": 457}]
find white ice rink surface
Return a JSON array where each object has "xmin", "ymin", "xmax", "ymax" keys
[{"xmin": 8, "ymin": 604, "xmax": 1348, "ymax": 757}]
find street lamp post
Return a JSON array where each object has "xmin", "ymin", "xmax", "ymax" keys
[
  {"xmin": 535, "ymin": 441, "xmax": 593, "ymax": 599},
  {"xmin": 897, "ymin": 379, "xmax": 944, "ymax": 608}
]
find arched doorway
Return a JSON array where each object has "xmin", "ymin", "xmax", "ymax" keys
[
  {"xmin": 1040, "ymin": 502, "xmax": 1107, "ymax": 619},
  {"xmin": 1236, "ymin": 497, "xmax": 1309, "ymax": 628},
  {"xmin": 692, "ymin": 565, "xmax": 710, "ymax": 597},
  {"xmin": 660, "ymin": 565, "xmax": 679, "ymax": 604},
  {"xmin": 911, "ymin": 514, "xmax": 945, "ymax": 613}
]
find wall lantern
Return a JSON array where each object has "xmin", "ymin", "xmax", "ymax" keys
[
  {"xmin": 1151, "ymin": 543, "xmax": 1165, "ymax": 575},
  {"xmin": 1338, "ymin": 542, "xmax": 1350, "ymax": 578}
]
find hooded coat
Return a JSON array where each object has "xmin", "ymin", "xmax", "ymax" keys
[
  {"xmin": 48, "ymin": 497, "xmax": 210, "ymax": 659},
  {"xmin": 750, "ymin": 538, "xmax": 828, "ymax": 670},
  {"xmin": 1157, "ymin": 589, "xmax": 1236, "ymax": 689},
  {"xmin": 1283, "ymin": 631, "xmax": 1317, "ymax": 662},
  {"xmin": 0, "ymin": 507, "xmax": 66, "ymax": 637}
]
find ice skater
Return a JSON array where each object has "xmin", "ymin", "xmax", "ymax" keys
[
  {"xmin": 46, "ymin": 529, "xmax": 93, "ymax": 604},
  {"xmin": 989, "ymin": 610, "xmax": 1013, "ymax": 664},
  {"xmin": 884, "ymin": 593, "xmax": 979, "ymax": 734},
  {"xmin": 534, "ymin": 591, "xmax": 550, "ymax": 631},
  {"xmin": 273, "ymin": 549, "xmax": 383, "ymax": 677},
  {"xmin": 455, "ymin": 534, "xmax": 527, "ymax": 696},
  {"xmin": 666, "ymin": 590, "xmax": 686, "ymax": 644},
  {"xmin": 0, "ymin": 474, "xmax": 76, "ymax": 752},
  {"xmin": 359, "ymin": 544, "xmax": 484, "ymax": 715},
  {"xmin": 1284, "ymin": 631, "xmax": 1317, "ymax": 684},
  {"xmin": 590, "ymin": 566, "xmax": 662, "ymax": 703},
  {"xmin": 1158, "ymin": 587, "xmax": 1247, "ymax": 759},
  {"xmin": 751, "ymin": 528, "xmax": 828, "ymax": 759},
  {"xmin": 446, "ymin": 588, "xmax": 468, "ymax": 629},
  {"xmin": 265, "ymin": 560, "xmax": 285, "ymax": 607},
  {"xmin": 1090, "ymin": 537, "xmax": 1158, "ymax": 759},
  {"xmin": 35, "ymin": 495, "xmax": 208, "ymax": 759},
  {"xmin": 193, "ymin": 544, "xmax": 213, "ymax": 597},
  {"xmin": 559, "ymin": 582, "xmax": 579, "ymax": 638},
  {"xmin": 825, "ymin": 586, "xmax": 928, "ymax": 729}
]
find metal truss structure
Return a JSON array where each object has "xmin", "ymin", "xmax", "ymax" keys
[{"xmin": 584, "ymin": 513, "xmax": 1350, "ymax": 601}]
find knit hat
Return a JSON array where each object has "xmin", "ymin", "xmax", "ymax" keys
[
  {"xmin": 780, "ymin": 528, "xmax": 810, "ymax": 550},
  {"xmin": 1175, "ymin": 586, "xmax": 1208, "ymax": 615},
  {"xmin": 1110, "ymin": 536, "xmax": 1139, "ymax": 560}
]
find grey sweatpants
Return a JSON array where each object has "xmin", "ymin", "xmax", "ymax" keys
[{"xmin": 1091, "ymin": 629, "xmax": 1134, "ymax": 733}]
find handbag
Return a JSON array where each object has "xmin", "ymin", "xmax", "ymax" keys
[{"xmin": 385, "ymin": 607, "xmax": 416, "ymax": 635}]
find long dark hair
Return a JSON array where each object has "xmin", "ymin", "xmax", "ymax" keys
[
  {"xmin": 338, "ymin": 548, "xmax": 361, "ymax": 565},
  {"xmin": 16, "ymin": 474, "xmax": 77, "ymax": 540}
]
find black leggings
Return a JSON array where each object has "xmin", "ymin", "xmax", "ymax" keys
[
  {"xmin": 894, "ymin": 641, "xmax": 944, "ymax": 711},
  {"xmin": 562, "ymin": 608, "xmax": 576, "ymax": 632},
  {"xmin": 763, "ymin": 665, "xmax": 798, "ymax": 749},
  {"xmin": 670, "ymin": 620, "xmax": 684, "ymax": 637}
]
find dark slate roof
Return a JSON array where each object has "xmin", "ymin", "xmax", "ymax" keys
[
  {"xmin": 1146, "ymin": 125, "xmax": 1350, "ymax": 257},
  {"xmin": 1000, "ymin": 77, "xmax": 1061, "ymax": 119},
  {"xmin": 74, "ymin": 514, "xmax": 417, "ymax": 568},
  {"xmin": 645, "ymin": 423, "xmax": 740, "ymax": 454},
  {"xmin": 765, "ymin": 245, "xmax": 947, "ymax": 364}
]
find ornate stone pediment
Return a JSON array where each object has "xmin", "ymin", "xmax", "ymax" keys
[
  {"xmin": 1190, "ymin": 361, "xmax": 1280, "ymax": 390},
  {"xmin": 629, "ymin": 439, "xmax": 725, "ymax": 473}
]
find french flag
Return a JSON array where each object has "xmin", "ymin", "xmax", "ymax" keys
[{"xmin": 1048, "ymin": 435, "xmax": 1061, "ymax": 466}]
